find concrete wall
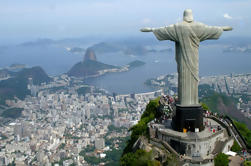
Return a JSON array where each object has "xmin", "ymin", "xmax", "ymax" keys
[
  {"xmin": 222, "ymin": 138, "xmax": 234, "ymax": 153},
  {"xmin": 156, "ymin": 129, "xmax": 227, "ymax": 158},
  {"xmin": 185, "ymin": 162, "xmax": 214, "ymax": 166}
]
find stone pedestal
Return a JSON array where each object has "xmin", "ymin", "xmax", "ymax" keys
[
  {"xmin": 172, "ymin": 104, "xmax": 204, "ymax": 132},
  {"xmin": 148, "ymin": 118, "xmax": 234, "ymax": 165}
]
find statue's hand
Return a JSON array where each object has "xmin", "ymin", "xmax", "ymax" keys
[
  {"xmin": 140, "ymin": 27, "xmax": 153, "ymax": 32},
  {"xmin": 222, "ymin": 26, "xmax": 233, "ymax": 31}
]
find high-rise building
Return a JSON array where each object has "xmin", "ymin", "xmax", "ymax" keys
[
  {"xmin": 85, "ymin": 109, "xmax": 90, "ymax": 119},
  {"xmin": 113, "ymin": 108, "xmax": 118, "ymax": 118},
  {"xmin": 95, "ymin": 138, "xmax": 105, "ymax": 150},
  {"xmin": 14, "ymin": 123, "xmax": 23, "ymax": 139}
]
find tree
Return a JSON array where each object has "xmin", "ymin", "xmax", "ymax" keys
[
  {"xmin": 234, "ymin": 120, "xmax": 251, "ymax": 148},
  {"xmin": 214, "ymin": 153, "xmax": 229, "ymax": 166},
  {"xmin": 201, "ymin": 102, "xmax": 209, "ymax": 111},
  {"xmin": 244, "ymin": 161, "xmax": 251, "ymax": 166},
  {"xmin": 120, "ymin": 149, "xmax": 160, "ymax": 166},
  {"xmin": 122, "ymin": 98, "xmax": 159, "ymax": 155},
  {"xmin": 231, "ymin": 141, "xmax": 241, "ymax": 152},
  {"xmin": 164, "ymin": 153, "xmax": 178, "ymax": 166}
]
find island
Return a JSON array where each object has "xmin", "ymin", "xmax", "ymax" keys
[{"xmin": 67, "ymin": 48, "xmax": 145, "ymax": 78}]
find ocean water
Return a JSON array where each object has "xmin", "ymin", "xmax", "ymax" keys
[
  {"xmin": 85, "ymin": 45, "xmax": 251, "ymax": 94},
  {"xmin": 0, "ymin": 44, "xmax": 250, "ymax": 94},
  {"xmin": 0, "ymin": 44, "xmax": 83, "ymax": 76}
]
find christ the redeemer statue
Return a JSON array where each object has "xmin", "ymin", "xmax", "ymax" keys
[{"xmin": 141, "ymin": 9, "xmax": 232, "ymax": 106}]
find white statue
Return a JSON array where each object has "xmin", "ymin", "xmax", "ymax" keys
[{"xmin": 141, "ymin": 9, "xmax": 232, "ymax": 106}]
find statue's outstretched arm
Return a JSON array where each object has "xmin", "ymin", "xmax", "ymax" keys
[
  {"xmin": 221, "ymin": 26, "xmax": 233, "ymax": 31},
  {"xmin": 140, "ymin": 27, "xmax": 155, "ymax": 32}
]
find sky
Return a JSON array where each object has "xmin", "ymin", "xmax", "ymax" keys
[{"xmin": 0, "ymin": 0, "xmax": 250, "ymax": 44}]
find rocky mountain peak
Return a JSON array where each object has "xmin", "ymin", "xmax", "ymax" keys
[{"xmin": 83, "ymin": 48, "xmax": 97, "ymax": 62}]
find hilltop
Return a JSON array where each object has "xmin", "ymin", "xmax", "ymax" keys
[
  {"xmin": 67, "ymin": 48, "xmax": 146, "ymax": 78},
  {"xmin": 120, "ymin": 96, "xmax": 251, "ymax": 165},
  {"xmin": 200, "ymin": 86, "xmax": 251, "ymax": 129},
  {"xmin": 0, "ymin": 66, "xmax": 51, "ymax": 105},
  {"xmin": 83, "ymin": 48, "xmax": 97, "ymax": 61},
  {"xmin": 67, "ymin": 47, "xmax": 119, "ymax": 78},
  {"xmin": 67, "ymin": 60, "xmax": 118, "ymax": 78}
]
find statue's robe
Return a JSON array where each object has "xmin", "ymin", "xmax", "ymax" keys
[{"xmin": 153, "ymin": 21, "xmax": 222, "ymax": 106}]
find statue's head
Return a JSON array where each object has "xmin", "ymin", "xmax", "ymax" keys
[{"xmin": 183, "ymin": 9, "xmax": 193, "ymax": 23}]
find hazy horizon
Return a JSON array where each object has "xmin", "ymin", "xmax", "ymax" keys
[{"xmin": 0, "ymin": 0, "xmax": 250, "ymax": 44}]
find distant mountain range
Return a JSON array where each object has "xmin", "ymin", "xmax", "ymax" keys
[
  {"xmin": 19, "ymin": 38, "xmax": 55, "ymax": 47},
  {"xmin": 223, "ymin": 46, "xmax": 251, "ymax": 53},
  {"xmin": 67, "ymin": 47, "xmax": 85, "ymax": 54},
  {"xmin": 1, "ymin": 36, "xmax": 250, "ymax": 76},
  {"xmin": 16, "ymin": 36, "xmax": 251, "ymax": 50},
  {"xmin": 0, "ymin": 66, "xmax": 51, "ymax": 105},
  {"xmin": 89, "ymin": 42, "xmax": 171, "ymax": 55},
  {"xmin": 90, "ymin": 42, "xmax": 123, "ymax": 53}
]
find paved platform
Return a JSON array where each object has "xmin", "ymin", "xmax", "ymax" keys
[
  {"xmin": 229, "ymin": 156, "xmax": 244, "ymax": 166},
  {"xmin": 151, "ymin": 118, "xmax": 224, "ymax": 140}
]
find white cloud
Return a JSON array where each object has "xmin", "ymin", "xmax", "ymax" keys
[{"xmin": 223, "ymin": 13, "xmax": 232, "ymax": 19}]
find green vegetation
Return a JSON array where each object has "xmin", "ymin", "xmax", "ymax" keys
[
  {"xmin": 0, "ymin": 76, "xmax": 30, "ymax": 105},
  {"xmin": 67, "ymin": 60, "xmax": 118, "ymax": 77},
  {"xmin": 0, "ymin": 66, "xmax": 51, "ymax": 105},
  {"xmin": 52, "ymin": 157, "xmax": 71, "ymax": 166},
  {"xmin": 120, "ymin": 149, "xmax": 160, "ymax": 166},
  {"xmin": 79, "ymin": 137, "xmax": 129, "ymax": 166},
  {"xmin": 69, "ymin": 163, "xmax": 76, "ymax": 166},
  {"xmin": 58, "ymin": 143, "xmax": 65, "ymax": 150},
  {"xmin": 233, "ymin": 120, "xmax": 251, "ymax": 148},
  {"xmin": 123, "ymin": 97, "xmax": 160, "ymax": 154},
  {"xmin": 200, "ymin": 85, "xmax": 251, "ymax": 130},
  {"xmin": 199, "ymin": 84, "xmax": 216, "ymax": 97},
  {"xmin": 164, "ymin": 153, "xmax": 179, "ymax": 166},
  {"xmin": 105, "ymin": 147, "xmax": 125, "ymax": 165},
  {"xmin": 107, "ymin": 125, "xmax": 127, "ymax": 134},
  {"xmin": 83, "ymin": 155, "xmax": 100, "ymax": 165},
  {"xmin": 120, "ymin": 98, "xmax": 162, "ymax": 165},
  {"xmin": 214, "ymin": 153, "xmax": 229, "ymax": 166},
  {"xmin": 201, "ymin": 102, "xmax": 209, "ymax": 111},
  {"xmin": 64, "ymin": 133, "xmax": 80, "ymax": 140},
  {"xmin": 231, "ymin": 141, "xmax": 241, "ymax": 152},
  {"xmin": 1, "ymin": 108, "xmax": 23, "ymax": 119},
  {"xmin": 79, "ymin": 145, "xmax": 95, "ymax": 155},
  {"xmin": 104, "ymin": 137, "xmax": 129, "ymax": 165},
  {"xmin": 77, "ymin": 87, "xmax": 91, "ymax": 95},
  {"xmin": 200, "ymin": 91, "xmax": 236, "ymax": 113},
  {"xmin": 16, "ymin": 66, "xmax": 51, "ymax": 85},
  {"xmin": 244, "ymin": 161, "xmax": 251, "ymax": 166}
]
